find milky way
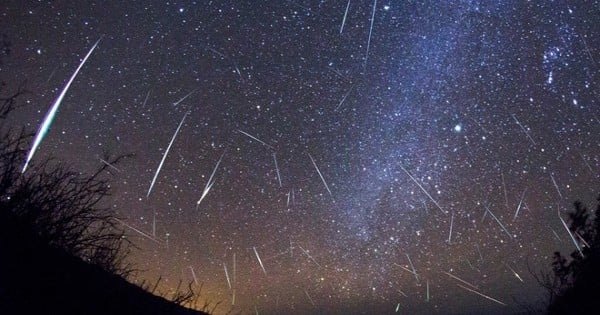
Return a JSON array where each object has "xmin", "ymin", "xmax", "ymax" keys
[{"xmin": 1, "ymin": 1, "xmax": 598, "ymax": 314}]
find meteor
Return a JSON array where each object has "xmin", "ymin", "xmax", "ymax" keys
[
  {"xmin": 364, "ymin": 0, "xmax": 377, "ymax": 68},
  {"xmin": 147, "ymin": 112, "xmax": 188, "ymax": 198},
  {"xmin": 253, "ymin": 246, "xmax": 267, "ymax": 275},
  {"xmin": 559, "ymin": 207, "xmax": 583, "ymax": 257},
  {"xmin": 172, "ymin": 89, "xmax": 196, "ymax": 106},
  {"xmin": 340, "ymin": 0, "xmax": 351, "ymax": 34},
  {"xmin": 196, "ymin": 151, "xmax": 226, "ymax": 208},
  {"xmin": 273, "ymin": 153, "xmax": 282, "ymax": 187},
  {"xmin": 456, "ymin": 283, "xmax": 506, "ymax": 306},
  {"xmin": 22, "ymin": 38, "xmax": 101, "ymax": 173},
  {"xmin": 399, "ymin": 164, "xmax": 446, "ymax": 214},
  {"xmin": 238, "ymin": 129, "xmax": 274, "ymax": 149},
  {"xmin": 224, "ymin": 262, "xmax": 232, "ymax": 289},
  {"xmin": 308, "ymin": 153, "xmax": 333, "ymax": 199}
]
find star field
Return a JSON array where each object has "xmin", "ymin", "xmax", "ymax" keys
[{"xmin": 1, "ymin": 1, "xmax": 599, "ymax": 314}]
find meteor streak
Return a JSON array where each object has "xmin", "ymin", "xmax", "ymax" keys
[
  {"xmin": 172, "ymin": 89, "xmax": 196, "ymax": 106},
  {"xmin": 513, "ymin": 189, "xmax": 527, "ymax": 221},
  {"xmin": 550, "ymin": 173, "xmax": 563, "ymax": 199},
  {"xmin": 334, "ymin": 86, "xmax": 353, "ymax": 111},
  {"xmin": 224, "ymin": 262, "xmax": 232, "ymax": 289},
  {"xmin": 238, "ymin": 130, "xmax": 274, "ymax": 149},
  {"xmin": 147, "ymin": 112, "xmax": 188, "ymax": 198},
  {"xmin": 114, "ymin": 218, "xmax": 161, "ymax": 244},
  {"xmin": 189, "ymin": 266, "xmax": 199, "ymax": 285},
  {"xmin": 273, "ymin": 153, "xmax": 282, "ymax": 187},
  {"xmin": 308, "ymin": 153, "xmax": 333, "ymax": 199},
  {"xmin": 559, "ymin": 207, "xmax": 583, "ymax": 257},
  {"xmin": 484, "ymin": 204, "xmax": 512, "ymax": 239},
  {"xmin": 406, "ymin": 253, "xmax": 419, "ymax": 283},
  {"xmin": 253, "ymin": 246, "xmax": 267, "ymax": 275},
  {"xmin": 141, "ymin": 89, "xmax": 151, "ymax": 108},
  {"xmin": 503, "ymin": 262, "xmax": 524, "ymax": 282},
  {"xmin": 99, "ymin": 158, "xmax": 122, "ymax": 172},
  {"xmin": 399, "ymin": 164, "xmax": 446, "ymax": 214},
  {"xmin": 364, "ymin": 0, "xmax": 377, "ymax": 68},
  {"xmin": 22, "ymin": 39, "xmax": 101, "ymax": 173},
  {"xmin": 511, "ymin": 114, "xmax": 536, "ymax": 146},
  {"xmin": 456, "ymin": 283, "xmax": 506, "ymax": 306},
  {"xmin": 340, "ymin": 0, "xmax": 351, "ymax": 34},
  {"xmin": 448, "ymin": 212, "xmax": 454, "ymax": 244},
  {"xmin": 442, "ymin": 271, "xmax": 479, "ymax": 289},
  {"xmin": 196, "ymin": 151, "xmax": 226, "ymax": 208},
  {"xmin": 298, "ymin": 245, "xmax": 322, "ymax": 268}
]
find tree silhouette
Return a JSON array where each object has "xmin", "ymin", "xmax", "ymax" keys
[
  {"xmin": 0, "ymin": 85, "xmax": 134, "ymax": 277},
  {"xmin": 536, "ymin": 196, "xmax": 600, "ymax": 314}
]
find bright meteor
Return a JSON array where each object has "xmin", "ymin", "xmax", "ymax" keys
[{"xmin": 22, "ymin": 39, "xmax": 101, "ymax": 173}]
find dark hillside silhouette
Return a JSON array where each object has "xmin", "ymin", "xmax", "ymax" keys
[
  {"xmin": 0, "ymin": 53, "xmax": 209, "ymax": 314},
  {"xmin": 535, "ymin": 196, "xmax": 600, "ymax": 314},
  {"xmin": 0, "ymin": 207, "xmax": 207, "ymax": 315}
]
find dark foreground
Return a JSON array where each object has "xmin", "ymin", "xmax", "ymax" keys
[{"xmin": 0, "ymin": 210, "xmax": 207, "ymax": 315}]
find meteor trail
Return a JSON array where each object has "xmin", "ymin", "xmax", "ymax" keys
[
  {"xmin": 501, "ymin": 171, "xmax": 509, "ymax": 210},
  {"xmin": 406, "ymin": 253, "xmax": 419, "ymax": 283},
  {"xmin": 224, "ymin": 262, "xmax": 232, "ymax": 289},
  {"xmin": 238, "ymin": 130, "xmax": 274, "ymax": 149},
  {"xmin": 476, "ymin": 244, "xmax": 484, "ymax": 262},
  {"xmin": 340, "ymin": 0, "xmax": 350, "ymax": 34},
  {"xmin": 334, "ymin": 86, "xmax": 353, "ymax": 111},
  {"xmin": 513, "ymin": 189, "xmax": 527, "ymax": 221},
  {"xmin": 399, "ymin": 164, "xmax": 446, "ymax": 214},
  {"xmin": 298, "ymin": 245, "xmax": 322, "ymax": 268},
  {"xmin": 147, "ymin": 112, "xmax": 188, "ymax": 198},
  {"xmin": 172, "ymin": 89, "xmax": 196, "ymax": 106},
  {"xmin": 233, "ymin": 253, "xmax": 237, "ymax": 284},
  {"xmin": 456, "ymin": 284, "xmax": 506, "ymax": 306},
  {"xmin": 206, "ymin": 46, "xmax": 225, "ymax": 58},
  {"xmin": 141, "ymin": 89, "xmax": 151, "ymax": 108},
  {"xmin": 308, "ymin": 153, "xmax": 333, "ymax": 199},
  {"xmin": 511, "ymin": 114, "xmax": 536, "ymax": 146},
  {"xmin": 559, "ymin": 207, "xmax": 583, "ymax": 257},
  {"xmin": 196, "ymin": 151, "xmax": 226, "ymax": 208},
  {"xmin": 503, "ymin": 262, "xmax": 524, "ymax": 282},
  {"xmin": 189, "ymin": 266, "xmax": 199, "ymax": 285},
  {"xmin": 364, "ymin": 0, "xmax": 377, "ymax": 68},
  {"xmin": 46, "ymin": 66, "xmax": 58, "ymax": 83},
  {"xmin": 396, "ymin": 264, "xmax": 418, "ymax": 276},
  {"xmin": 442, "ymin": 271, "xmax": 479, "ymax": 289},
  {"xmin": 114, "ymin": 218, "xmax": 161, "ymax": 244},
  {"xmin": 448, "ymin": 212, "xmax": 454, "ymax": 244},
  {"xmin": 305, "ymin": 289, "xmax": 316, "ymax": 306},
  {"xmin": 253, "ymin": 246, "xmax": 267, "ymax": 275},
  {"xmin": 22, "ymin": 38, "xmax": 101, "ymax": 173},
  {"xmin": 550, "ymin": 173, "xmax": 563, "ymax": 199},
  {"xmin": 99, "ymin": 158, "xmax": 122, "ymax": 172},
  {"xmin": 233, "ymin": 61, "xmax": 243, "ymax": 80},
  {"xmin": 484, "ymin": 204, "xmax": 512, "ymax": 239},
  {"xmin": 273, "ymin": 153, "xmax": 282, "ymax": 187}
]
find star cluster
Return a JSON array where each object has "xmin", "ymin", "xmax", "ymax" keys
[{"xmin": 1, "ymin": 1, "xmax": 598, "ymax": 314}]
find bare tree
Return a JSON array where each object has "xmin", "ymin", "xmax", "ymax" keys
[
  {"xmin": 531, "ymin": 196, "xmax": 600, "ymax": 314},
  {"xmin": 0, "ymin": 81, "xmax": 133, "ymax": 276}
]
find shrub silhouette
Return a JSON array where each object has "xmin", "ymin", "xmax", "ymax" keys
[
  {"xmin": 0, "ymin": 90, "xmax": 133, "ymax": 277},
  {"xmin": 535, "ymin": 196, "xmax": 600, "ymax": 314}
]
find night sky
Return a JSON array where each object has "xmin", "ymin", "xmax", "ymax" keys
[{"xmin": 1, "ymin": 1, "xmax": 599, "ymax": 314}]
